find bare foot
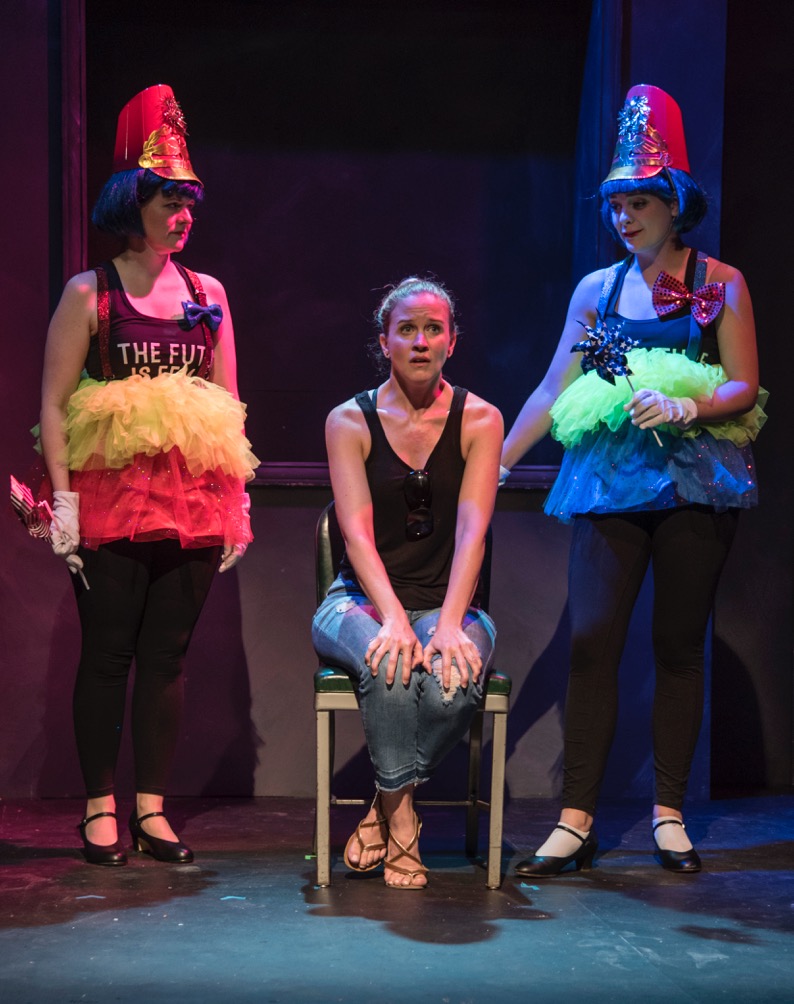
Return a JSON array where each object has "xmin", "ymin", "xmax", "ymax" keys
[{"xmin": 344, "ymin": 795, "xmax": 388, "ymax": 871}]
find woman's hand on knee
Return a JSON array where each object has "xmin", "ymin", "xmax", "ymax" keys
[
  {"xmin": 365, "ymin": 619, "xmax": 423, "ymax": 685},
  {"xmin": 422, "ymin": 626, "xmax": 482, "ymax": 688}
]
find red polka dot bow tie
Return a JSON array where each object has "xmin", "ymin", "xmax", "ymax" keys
[{"xmin": 651, "ymin": 271, "xmax": 726, "ymax": 327}]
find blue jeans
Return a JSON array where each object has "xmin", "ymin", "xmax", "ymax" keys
[{"xmin": 312, "ymin": 576, "xmax": 497, "ymax": 792}]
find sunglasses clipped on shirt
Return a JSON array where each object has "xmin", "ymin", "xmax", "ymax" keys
[{"xmin": 404, "ymin": 468, "xmax": 433, "ymax": 541}]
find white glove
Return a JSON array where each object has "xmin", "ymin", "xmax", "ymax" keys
[
  {"xmin": 51, "ymin": 490, "xmax": 81, "ymax": 557},
  {"xmin": 628, "ymin": 390, "xmax": 698, "ymax": 431},
  {"xmin": 219, "ymin": 493, "xmax": 251, "ymax": 573},
  {"xmin": 498, "ymin": 465, "xmax": 511, "ymax": 487},
  {"xmin": 50, "ymin": 490, "xmax": 87, "ymax": 583}
]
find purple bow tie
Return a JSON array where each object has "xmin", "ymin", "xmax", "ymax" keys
[{"xmin": 181, "ymin": 301, "xmax": 223, "ymax": 332}]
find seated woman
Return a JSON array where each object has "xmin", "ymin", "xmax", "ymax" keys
[{"xmin": 312, "ymin": 277, "xmax": 502, "ymax": 888}]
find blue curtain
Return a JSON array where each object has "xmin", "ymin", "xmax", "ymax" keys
[{"xmin": 571, "ymin": 0, "xmax": 625, "ymax": 282}]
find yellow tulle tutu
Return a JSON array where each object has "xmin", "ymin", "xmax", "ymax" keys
[
  {"xmin": 550, "ymin": 348, "xmax": 768, "ymax": 449},
  {"xmin": 65, "ymin": 368, "xmax": 259, "ymax": 481}
]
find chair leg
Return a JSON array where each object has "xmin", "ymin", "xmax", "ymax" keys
[
  {"xmin": 315, "ymin": 708, "xmax": 333, "ymax": 887},
  {"xmin": 486, "ymin": 711, "xmax": 507, "ymax": 889},
  {"xmin": 466, "ymin": 711, "xmax": 484, "ymax": 858}
]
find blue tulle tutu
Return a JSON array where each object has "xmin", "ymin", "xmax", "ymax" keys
[{"xmin": 544, "ymin": 421, "xmax": 758, "ymax": 524}]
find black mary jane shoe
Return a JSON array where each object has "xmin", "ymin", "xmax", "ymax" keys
[
  {"xmin": 515, "ymin": 824, "xmax": 598, "ymax": 878},
  {"xmin": 78, "ymin": 811, "xmax": 127, "ymax": 866},
  {"xmin": 129, "ymin": 810, "xmax": 194, "ymax": 863},
  {"xmin": 652, "ymin": 818, "xmax": 701, "ymax": 874}
]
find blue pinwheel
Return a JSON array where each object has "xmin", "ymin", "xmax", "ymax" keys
[
  {"xmin": 572, "ymin": 318, "xmax": 638, "ymax": 384},
  {"xmin": 572, "ymin": 318, "xmax": 662, "ymax": 446}
]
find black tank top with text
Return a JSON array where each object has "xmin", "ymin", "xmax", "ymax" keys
[{"xmin": 84, "ymin": 260, "xmax": 213, "ymax": 380}]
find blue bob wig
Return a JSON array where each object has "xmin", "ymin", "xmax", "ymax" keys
[
  {"xmin": 599, "ymin": 168, "xmax": 708, "ymax": 242},
  {"xmin": 91, "ymin": 168, "xmax": 204, "ymax": 238}
]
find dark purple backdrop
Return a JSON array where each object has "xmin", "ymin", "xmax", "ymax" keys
[
  {"xmin": 84, "ymin": 0, "xmax": 591, "ymax": 467},
  {"xmin": 1, "ymin": 0, "xmax": 791, "ymax": 801}
]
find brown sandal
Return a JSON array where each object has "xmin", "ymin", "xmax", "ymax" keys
[
  {"xmin": 384, "ymin": 814, "xmax": 428, "ymax": 889},
  {"xmin": 343, "ymin": 795, "xmax": 387, "ymax": 872}
]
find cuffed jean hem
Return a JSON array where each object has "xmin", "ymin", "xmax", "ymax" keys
[{"xmin": 375, "ymin": 774, "xmax": 431, "ymax": 794}]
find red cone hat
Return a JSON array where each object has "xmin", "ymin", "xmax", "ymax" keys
[
  {"xmin": 603, "ymin": 84, "xmax": 690, "ymax": 183},
  {"xmin": 112, "ymin": 84, "xmax": 201, "ymax": 183}
]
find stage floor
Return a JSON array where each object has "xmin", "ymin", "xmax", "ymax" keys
[{"xmin": 1, "ymin": 795, "xmax": 792, "ymax": 1003}]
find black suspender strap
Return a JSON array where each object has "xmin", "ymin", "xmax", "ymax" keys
[{"xmin": 685, "ymin": 250, "xmax": 709, "ymax": 361}]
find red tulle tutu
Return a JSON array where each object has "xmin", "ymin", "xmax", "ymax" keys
[
  {"xmin": 71, "ymin": 448, "xmax": 253, "ymax": 550},
  {"xmin": 55, "ymin": 370, "xmax": 259, "ymax": 549}
]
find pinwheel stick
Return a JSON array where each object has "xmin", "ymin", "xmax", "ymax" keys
[
  {"xmin": 66, "ymin": 557, "xmax": 90, "ymax": 591},
  {"xmin": 624, "ymin": 375, "xmax": 663, "ymax": 448}
]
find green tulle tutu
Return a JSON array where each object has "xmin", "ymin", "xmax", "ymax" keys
[{"xmin": 550, "ymin": 348, "xmax": 767, "ymax": 449}]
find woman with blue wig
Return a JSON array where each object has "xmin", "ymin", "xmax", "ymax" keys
[
  {"xmin": 501, "ymin": 84, "xmax": 764, "ymax": 875},
  {"xmin": 40, "ymin": 85, "xmax": 257, "ymax": 866}
]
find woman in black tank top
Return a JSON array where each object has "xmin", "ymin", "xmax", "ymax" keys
[{"xmin": 312, "ymin": 277, "xmax": 503, "ymax": 888}]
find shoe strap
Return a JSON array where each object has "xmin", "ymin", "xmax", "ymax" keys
[
  {"xmin": 81, "ymin": 811, "xmax": 118, "ymax": 825},
  {"xmin": 555, "ymin": 823, "xmax": 589, "ymax": 844},
  {"xmin": 136, "ymin": 811, "xmax": 166, "ymax": 825},
  {"xmin": 653, "ymin": 816, "xmax": 685, "ymax": 833},
  {"xmin": 370, "ymin": 792, "xmax": 386, "ymax": 823}
]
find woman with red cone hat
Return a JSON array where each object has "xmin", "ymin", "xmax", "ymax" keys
[
  {"xmin": 501, "ymin": 84, "xmax": 764, "ymax": 875},
  {"xmin": 40, "ymin": 84, "xmax": 258, "ymax": 865}
]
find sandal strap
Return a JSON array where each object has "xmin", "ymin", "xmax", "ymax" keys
[
  {"xmin": 352, "ymin": 817, "xmax": 387, "ymax": 853},
  {"xmin": 385, "ymin": 815, "xmax": 427, "ymax": 876},
  {"xmin": 369, "ymin": 793, "xmax": 386, "ymax": 826},
  {"xmin": 385, "ymin": 857, "xmax": 428, "ymax": 878}
]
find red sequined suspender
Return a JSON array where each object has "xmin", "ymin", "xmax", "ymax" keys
[{"xmin": 94, "ymin": 265, "xmax": 115, "ymax": 381}]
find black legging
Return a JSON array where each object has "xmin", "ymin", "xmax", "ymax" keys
[
  {"xmin": 72, "ymin": 538, "xmax": 220, "ymax": 797},
  {"xmin": 564, "ymin": 505, "xmax": 739, "ymax": 815}
]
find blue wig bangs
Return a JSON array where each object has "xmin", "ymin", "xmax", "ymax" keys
[
  {"xmin": 599, "ymin": 169, "xmax": 707, "ymax": 239},
  {"xmin": 91, "ymin": 169, "xmax": 203, "ymax": 238}
]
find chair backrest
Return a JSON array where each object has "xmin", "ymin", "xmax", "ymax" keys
[
  {"xmin": 316, "ymin": 501, "xmax": 347, "ymax": 605},
  {"xmin": 315, "ymin": 500, "xmax": 492, "ymax": 611}
]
